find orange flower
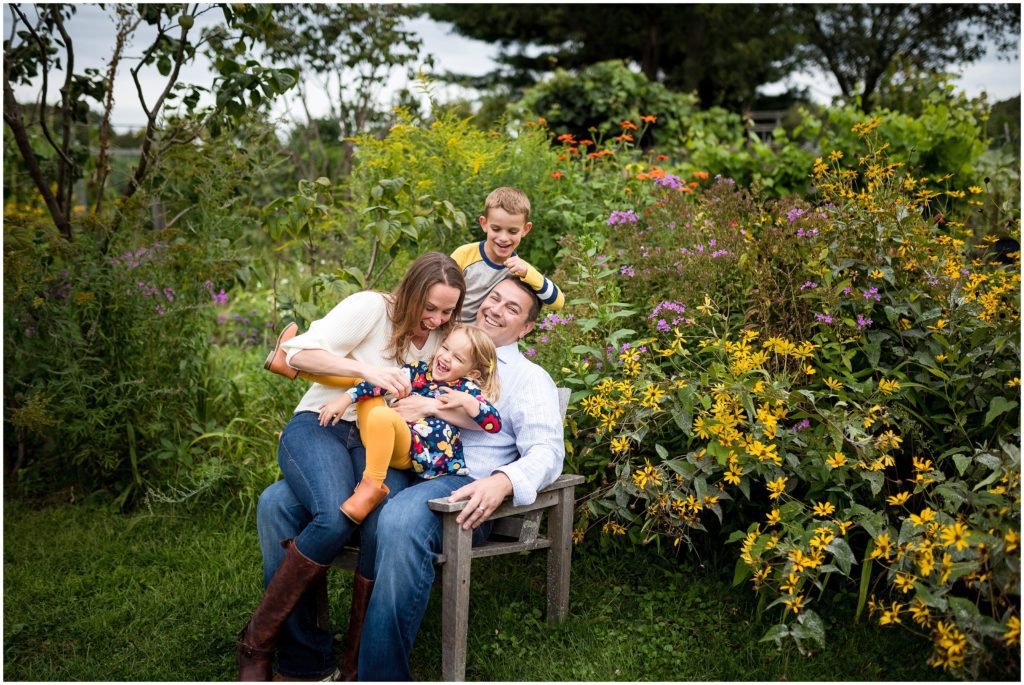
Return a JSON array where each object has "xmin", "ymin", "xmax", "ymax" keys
[
  {"xmin": 656, "ymin": 154, "xmax": 669, "ymax": 161},
  {"xmin": 556, "ymin": 154, "xmax": 567, "ymax": 161},
  {"xmin": 550, "ymin": 171, "xmax": 564, "ymax": 179},
  {"xmin": 557, "ymin": 133, "xmax": 577, "ymax": 144},
  {"xmin": 636, "ymin": 172, "xmax": 650, "ymax": 180},
  {"xmin": 641, "ymin": 115, "xmax": 657, "ymax": 123},
  {"xmin": 694, "ymin": 171, "xmax": 709, "ymax": 179},
  {"xmin": 579, "ymin": 139, "xmax": 594, "ymax": 146},
  {"xmin": 620, "ymin": 120, "xmax": 638, "ymax": 131},
  {"xmin": 568, "ymin": 146, "xmax": 579, "ymax": 154},
  {"xmin": 615, "ymin": 133, "xmax": 635, "ymax": 142},
  {"xmin": 537, "ymin": 116, "xmax": 547, "ymax": 126},
  {"xmin": 688, "ymin": 181, "xmax": 699, "ymax": 188},
  {"xmin": 681, "ymin": 186, "xmax": 693, "ymax": 193}
]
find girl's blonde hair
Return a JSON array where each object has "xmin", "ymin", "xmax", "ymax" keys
[
  {"xmin": 385, "ymin": 252, "xmax": 466, "ymax": 363},
  {"xmin": 450, "ymin": 324, "xmax": 501, "ymax": 402}
]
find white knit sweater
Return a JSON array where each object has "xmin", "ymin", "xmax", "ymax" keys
[{"xmin": 281, "ymin": 290, "xmax": 442, "ymax": 420}]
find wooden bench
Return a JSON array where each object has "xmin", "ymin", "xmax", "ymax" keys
[{"xmin": 330, "ymin": 388, "xmax": 582, "ymax": 681}]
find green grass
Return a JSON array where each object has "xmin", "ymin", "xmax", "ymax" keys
[{"xmin": 4, "ymin": 497, "xmax": 955, "ymax": 681}]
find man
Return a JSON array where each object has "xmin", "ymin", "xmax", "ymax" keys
[
  {"xmin": 255, "ymin": 277, "xmax": 564, "ymax": 681},
  {"xmin": 358, "ymin": 276, "xmax": 565, "ymax": 680}
]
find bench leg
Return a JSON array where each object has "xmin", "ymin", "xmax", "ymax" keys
[
  {"xmin": 441, "ymin": 514, "xmax": 472, "ymax": 681},
  {"xmin": 545, "ymin": 486, "xmax": 575, "ymax": 623}
]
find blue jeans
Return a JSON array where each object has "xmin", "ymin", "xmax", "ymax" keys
[
  {"xmin": 257, "ymin": 412, "xmax": 415, "ymax": 678},
  {"xmin": 358, "ymin": 475, "xmax": 493, "ymax": 681}
]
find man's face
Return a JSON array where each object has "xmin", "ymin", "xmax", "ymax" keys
[{"xmin": 476, "ymin": 279, "xmax": 535, "ymax": 348}]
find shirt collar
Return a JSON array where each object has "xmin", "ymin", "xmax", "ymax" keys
[{"xmin": 496, "ymin": 342, "xmax": 523, "ymax": 364}]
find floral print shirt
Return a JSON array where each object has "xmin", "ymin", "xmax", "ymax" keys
[{"xmin": 347, "ymin": 361, "xmax": 502, "ymax": 479}]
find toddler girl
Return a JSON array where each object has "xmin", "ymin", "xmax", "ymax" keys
[{"xmin": 318, "ymin": 324, "xmax": 502, "ymax": 522}]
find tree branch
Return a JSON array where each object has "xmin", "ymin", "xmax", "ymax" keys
[{"xmin": 49, "ymin": 6, "xmax": 77, "ymax": 214}]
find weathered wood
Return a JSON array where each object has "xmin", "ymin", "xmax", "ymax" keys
[
  {"xmin": 545, "ymin": 484, "xmax": 575, "ymax": 623},
  {"xmin": 441, "ymin": 512, "xmax": 472, "ymax": 681},
  {"xmin": 517, "ymin": 510, "xmax": 543, "ymax": 544},
  {"xmin": 426, "ymin": 474, "xmax": 579, "ymax": 513}
]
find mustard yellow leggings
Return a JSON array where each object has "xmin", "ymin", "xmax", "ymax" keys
[{"xmin": 298, "ymin": 371, "xmax": 413, "ymax": 485}]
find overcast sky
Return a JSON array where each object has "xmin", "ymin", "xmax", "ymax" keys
[{"xmin": 5, "ymin": 4, "xmax": 1021, "ymax": 132}]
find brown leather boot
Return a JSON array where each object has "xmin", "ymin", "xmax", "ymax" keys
[
  {"xmin": 236, "ymin": 540, "xmax": 329, "ymax": 681},
  {"xmin": 264, "ymin": 322, "xmax": 300, "ymax": 379},
  {"xmin": 339, "ymin": 574, "xmax": 374, "ymax": 681},
  {"xmin": 339, "ymin": 479, "xmax": 390, "ymax": 524}
]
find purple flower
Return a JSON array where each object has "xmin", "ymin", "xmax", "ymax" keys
[
  {"xmin": 710, "ymin": 249, "xmax": 730, "ymax": 257},
  {"xmin": 862, "ymin": 287, "xmax": 881, "ymax": 301},
  {"xmin": 786, "ymin": 207, "xmax": 806, "ymax": 223},
  {"xmin": 842, "ymin": 287, "xmax": 852, "ymax": 295},
  {"xmin": 163, "ymin": 287, "xmax": 176, "ymax": 302},
  {"xmin": 656, "ymin": 319, "xmax": 670, "ymax": 332},
  {"xmin": 212, "ymin": 289, "xmax": 228, "ymax": 305},
  {"xmin": 793, "ymin": 419, "xmax": 811, "ymax": 431},
  {"xmin": 620, "ymin": 265, "xmax": 636, "ymax": 277},
  {"xmin": 540, "ymin": 335, "xmax": 549, "ymax": 344},
  {"xmin": 607, "ymin": 210, "xmax": 640, "ymax": 225},
  {"xmin": 649, "ymin": 300, "xmax": 686, "ymax": 319},
  {"xmin": 815, "ymin": 313, "xmax": 833, "ymax": 324},
  {"xmin": 155, "ymin": 305, "xmax": 166, "ymax": 316},
  {"xmin": 856, "ymin": 314, "xmax": 873, "ymax": 329},
  {"xmin": 525, "ymin": 347, "xmax": 537, "ymax": 358},
  {"xmin": 708, "ymin": 239, "xmax": 717, "ymax": 247},
  {"xmin": 654, "ymin": 174, "xmax": 683, "ymax": 190},
  {"xmin": 801, "ymin": 281, "xmax": 818, "ymax": 290}
]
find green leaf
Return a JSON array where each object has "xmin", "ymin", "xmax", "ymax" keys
[
  {"xmin": 984, "ymin": 397, "xmax": 1017, "ymax": 426},
  {"xmin": 912, "ymin": 583, "xmax": 948, "ymax": 610},
  {"xmin": 760, "ymin": 624, "xmax": 789, "ymax": 643},
  {"xmin": 793, "ymin": 609, "xmax": 825, "ymax": 648},
  {"xmin": 951, "ymin": 453, "xmax": 972, "ymax": 476},
  {"xmin": 947, "ymin": 596, "xmax": 980, "ymax": 624},
  {"xmin": 826, "ymin": 538, "xmax": 855, "ymax": 576},
  {"xmin": 732, "ymin": 558, "xmax": 752, "ymax": 587}
]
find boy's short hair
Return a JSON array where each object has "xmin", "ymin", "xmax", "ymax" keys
[
  {"xmin": 483, "ymin": 187, "xmax": 531, "ymax": 222},
  {"xmin": 502, "ymin": 276, "xmax": 542, "ymax": 323}
]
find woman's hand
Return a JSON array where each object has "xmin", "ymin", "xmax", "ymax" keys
[
  {"xmin": 361, "ymin": 366, "xmax": 412, "ymax": 398},
  {"xmin": 436, "ymin": 387, "xmax": 478, "ymax": 416},
  {"xmin": 318, "ymin": 394, "xmax": 354, "ymax": 426}
]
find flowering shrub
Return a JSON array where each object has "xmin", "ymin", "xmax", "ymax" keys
[
  {"xmin": 540, "ymin": 120, "xmax": 1020, "ymax": 678},
  {"xmin": 3, "ymin": 214, "xmax": 236, "ymax": 503}
]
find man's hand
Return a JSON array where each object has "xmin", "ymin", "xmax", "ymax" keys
[
  {"xmin": 450, "ymin": 473, "xmax": 513, "ymax": 530},
  {"xmin": 390, "ymin": 394, "xmax": 438, "ymax": 422},
  {"xmin": 503, "ymin": 255, "xmax": 529, "ymax": 279}
]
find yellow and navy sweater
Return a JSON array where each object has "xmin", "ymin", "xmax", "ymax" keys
[{"xmin": 451, "ymin": 241, "xmax": 565, "ymax": 323}]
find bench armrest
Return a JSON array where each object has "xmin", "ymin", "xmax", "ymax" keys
[{"xmin": 426, "ymin": 473, "xmax": 585, "ymax": 514}]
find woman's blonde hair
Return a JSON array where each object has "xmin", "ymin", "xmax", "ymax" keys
[
  {"xmin": 450, "ymin": 324, "xmax": 501, "ymax": 402},
  {"xmin": 386, "ymin": 252, "xmax": 466, "ymax": 363}
]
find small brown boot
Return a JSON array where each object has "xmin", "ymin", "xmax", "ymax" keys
[
  {"xmin": 236, "ymin": 540, "xmax": 329, "ymax": 681},
  {"xmin": 339, "ymin": 574, "xmax": 374, "ymax": 681},
  {"xmin": 264, "ymin": 322, "xmax": 300, "ymax": 379},
  {"xmin": 339, "ymin": 479, "xmax": 390, "ymax": 524}
]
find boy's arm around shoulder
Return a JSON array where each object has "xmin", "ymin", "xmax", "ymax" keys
[{"xmin": 515, "ymin": 257, "xmax": 565, "ymax": 311}]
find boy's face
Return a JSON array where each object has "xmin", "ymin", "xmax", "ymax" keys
[{"xmin": 479, "ymin": 206, "xmax": 532, "ymax": 264}]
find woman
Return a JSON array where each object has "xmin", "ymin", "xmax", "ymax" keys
[{"xmin": 236, "ymin": 252, "xmax": 466, "ymax": 681}]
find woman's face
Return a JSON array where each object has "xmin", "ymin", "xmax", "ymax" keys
[{"xmin": 417, "ymin": 283, "xmax": 462, "ymax": 336}]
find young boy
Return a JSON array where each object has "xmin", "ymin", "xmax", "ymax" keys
[{"xmin": 450, "ymin": 187, "xmax": 565, "ymax": 324}]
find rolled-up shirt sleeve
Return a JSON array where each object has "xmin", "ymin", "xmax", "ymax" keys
[
  {"xmin": 281, "ymin": 290, "xmax": 388, "ymax": 365},
  {"xmin": 494, "ymin": 364, "xmax": 565, "ymax": 506}
]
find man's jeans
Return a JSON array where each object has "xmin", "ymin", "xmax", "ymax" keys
[
  {"xmin": 358, "ymin": 475, "xmax": 493, "ymax": 681},
  {"xmin": 256, "ymin": 411, "xmax": 414, "ymax": 678}
]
